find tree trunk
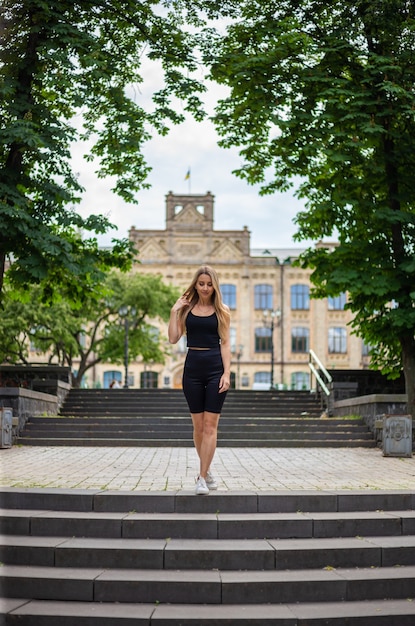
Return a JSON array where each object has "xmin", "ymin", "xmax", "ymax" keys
[
  {"xmin": 0, "ymin": 251, "xmax": 5, "ymax": 306},
  {"xmin": 401, "ymin": 335, "xmax": 415, "ymax": 420}
]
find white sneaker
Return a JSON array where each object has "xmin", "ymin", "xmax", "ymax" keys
[
  {"xmin": 206, "ymin": 470, "xmax": 218, "ymax": 490},
  {"xmin": 195, "ymin": 476, "xmax": 209, "ymax": 495}
]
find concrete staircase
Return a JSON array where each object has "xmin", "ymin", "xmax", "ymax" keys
[
  {"xmin": 1, "ymin": 488, "xmax": 414, "ymax": 624},
  {"xmin": 18, "ymin": 389, "xmax": 376, "ymax": 448}
]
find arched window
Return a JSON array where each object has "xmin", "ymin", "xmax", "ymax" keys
[
  {"xmin": 328, "ymin": 293, "xmax": 347, "ymax": 310},
  {"xmin": 140, "ymin": 371, "xmax": 158, "ymax": 388},
  {"xmin": 221, "ymin": 284, "xmax": 237, "ymax": 309},
  {"xmin": 104, "ymin": 371, "xmax": 122, "ymax": 389},
  {"xmin": 254, "ymin": 284, "xmax": 273, "ymax": 310},
  {"xmin": 328, "ymin": 327, "xmax": 347, "ymax": 353},
  {"xmin": 255, "ymin": 327, "xmax": 272, "ymax": 352},
  {"xmin": 291, "ymin": 327, "xmax": 310, "ymax": 353},
  {"xmin": 291, "ymin": 284, "xmax": 309, "ymax": 310},
  {"xmin": 291, "ymin": 372, "xmax": 310, "ymax": 390}
]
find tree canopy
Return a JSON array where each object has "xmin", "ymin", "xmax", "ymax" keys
[
  {"xmin": 0, "ymin": 0, "xmax": 237, "ymax": 304},
  {"xmin": 208, "ymin": 0, "xmax": 415, "ymax": 415},
  {"xmin": 0, "ymin": 271, "xmax": 180, "ymax": 387}
]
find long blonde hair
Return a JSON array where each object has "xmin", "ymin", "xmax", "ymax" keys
[{"xmin": 178, "ymin": 265, "xmax": 230, "ymax": 341}]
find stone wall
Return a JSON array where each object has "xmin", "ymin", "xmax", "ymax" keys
[
  {"xmin": 333, "ymin": 393, "xmax": 413, "ymax": 449},
  {"xmin": 0, "ymin": 382, "xmax": 71, "ymax": 439}
]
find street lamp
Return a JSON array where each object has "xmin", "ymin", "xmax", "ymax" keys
[
  {"xmin": 119, "ymin": 306, "xmax": 136, "ymax": 389},
  {"xmin": 262, "ymin": 309, "xmax": 281, "ymax": 390}
]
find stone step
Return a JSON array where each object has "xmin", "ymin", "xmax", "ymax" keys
[
  {"xmin": 2, "ymin": 534, "xmax": 415, "ymax": 570},
  {"xmin": 64, "ymin": 389, "xmax": 316, "ymax": 399},
  {"xmin": 20, "ymin": 429, "xmax": 372, "ymax": 440},
  {"xmin": 1, "ymin": 508, "xmax": 414, "ymax": 539},
  {"xmin": 2, "ymin": 563, "xmax": 415, "ymax": 604},
  {"xmin": 58, "ymin": 389, "xmax": 323, "ymax": 419},
  {"xmin": 59, "ymin": 408, "xmax": 323, "ymax": 418},
  {"xmin": 24, "ymin": 417, "xmax": 363, "ymax": 428},
  {"xmin": 2, "ymin": 488, "xmax": 413, "ymax": 513},
  {"xmin": 17, "ymin": 436, "xmax": 377, "ymax": 447},
  {"xmin": 1, "ymin": 488, "xmax": 414, "ymax": 624},
  {"xmin": 3, "ymin": 597, "xmax": 415, "ymax": 625},
  {"xmin": 21, "ymin": 387, "xmax": 368, "ymax": 448}
]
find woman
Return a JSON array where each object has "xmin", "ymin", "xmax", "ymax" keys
[{"xmin": 168, "ymin": 265, "xmax": 231, "ymax": 495}]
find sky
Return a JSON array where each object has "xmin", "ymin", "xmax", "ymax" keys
[{"xmin": 72, "ymin": 62, "xmax": 310, "ymax": 252}]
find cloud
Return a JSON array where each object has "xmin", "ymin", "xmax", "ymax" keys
[{"xmin": 71, "ymin": 66, "xmax": 309, "ymax": 250}]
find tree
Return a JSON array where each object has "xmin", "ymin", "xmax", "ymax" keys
[
  {"xmin": 208, "ymin": 0, "xmax": 415, "ymax": 417},
  {"xmin": 0, "ymin": 0, "xmax": 237, "ymax": 304},
  {"xmin": 0, "ymin": 272, "xmax": 180, "ymax": 387}
]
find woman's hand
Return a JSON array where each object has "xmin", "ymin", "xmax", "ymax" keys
[
  {"xmin": 172, "ymin": 295, "xmax": 190, "ymax": 313},
  {"xmin": 219, "ymin": 373, "xmax": 230, "ymax": 393}
]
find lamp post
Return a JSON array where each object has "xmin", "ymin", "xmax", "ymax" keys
[
  {"xmin": 119, "ymin": 306, "xmax": 136, "ymax": 389},
  {"xmin": 262, "ymin": 309, "xmax": 281, "ymax": 390}
]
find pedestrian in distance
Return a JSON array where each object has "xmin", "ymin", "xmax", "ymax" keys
[{"xmin": 168, "ymin": 265, "xmax": 231, "ymax": 495}]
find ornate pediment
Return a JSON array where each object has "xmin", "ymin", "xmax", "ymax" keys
[
  {"xmin": 138, "ymin": 238, "xmax": 168, "ymax": 261},
  {"xmin": 174, "ymin": 204, "xmax": 205, "ymax": 225},
  {"xmin": 210, "ymin": 238, "xmax": 245, "ymax": 261}
]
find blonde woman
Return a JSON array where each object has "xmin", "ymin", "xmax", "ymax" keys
[{"xmin": 168, "ymin": 265, "xmax": 231, "ymax": 495}]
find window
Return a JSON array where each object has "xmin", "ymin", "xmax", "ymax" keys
[
  {"xmin": 291, "ymin": 327, "xmax": 309, "ymax": 353},
  {"xmin": 104, "ymin": 371, "xmax": 122, "ymax": 389},
  {"xmin": 253, "ymin": 371, "xmax": 271, "ymax": 389},
  {"xmin": 328, "ymin": 293, "xmax": 347, "ymax": 310},
  {"xmin": 148, "ymin": 325, "xmax": 159, "ymax": 340},
  {"xmin": 291, "ymin": 372, "xmax": 310, "ymax": 390},
  {"xmin": 221, "ymin": 284, "xmax": 236, "ymax": 309},
  {"xmin": 255, "ymin": 327, "xmax": 272, "ymax": 352},
  {"xmin": 328, "ymin": 327, "xmax": 347, "ymax": 353},
  {"xmin": 362, "ymin": 341, "xmax": 371, "ymax": 357},
  {"xmin": 291, "ymin": 284, "xmax": 309, "ymax": 310},
  {"xmin": 141, "ymin": 371, "xmax": 158, "ymax": 388},
  {"xmin": 255, "ymin": 372, "xmax": 270, "ymax": 383},
  {"xmin": 241, "ymin": 374, "xmax": 250, "ymax": 387},
  {"xmin": 177, "ymin": 336, "xmax": 187, "ymax": 353},
  {"xmin": 254, "ymin": 284, "xmax": 273, "ymax": 310}
]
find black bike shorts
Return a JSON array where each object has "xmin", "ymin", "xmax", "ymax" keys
[{"xmin": 182, "ymin": 347, "xmax": 227, "ymax": 414}]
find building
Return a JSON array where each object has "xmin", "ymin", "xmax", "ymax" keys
[{"xmin": 93, "ymin": 191, "xmax": 369, "ymax": 390}]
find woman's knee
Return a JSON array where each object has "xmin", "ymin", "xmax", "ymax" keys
[
  {"xmin": 203, "ymin": 413, "xmax": 220, "ymax": 436},
  {"xmin": 191, "ymin": 413, "xmax": 204, "ymax": 434}
]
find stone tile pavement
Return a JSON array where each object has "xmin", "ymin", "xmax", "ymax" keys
[{"xmin": 1, "ymin": 445, "xmax": 414, "ymax": 491}]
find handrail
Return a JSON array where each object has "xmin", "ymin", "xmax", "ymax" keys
[{"xmin": 308, "ymin": 349, "xmax": 332, "ymax": 398}]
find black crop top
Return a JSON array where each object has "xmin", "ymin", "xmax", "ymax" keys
[{"xmin": 186, "ymin": 311, "xmax": 220, "ymax": 348}]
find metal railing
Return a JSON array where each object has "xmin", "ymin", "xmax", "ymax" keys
[{"xmin": 308, "ymin": 349, "xmax": 332, "ymax": 411}]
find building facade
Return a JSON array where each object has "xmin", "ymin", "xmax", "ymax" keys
[{"xmin": 92, "ymin": 191, "xmax": 369, "ymax": 390}]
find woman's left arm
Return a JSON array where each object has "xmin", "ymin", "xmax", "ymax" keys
[{"xmin": 219, "ymin": 310, "xmax": 231, "ymax": 393}]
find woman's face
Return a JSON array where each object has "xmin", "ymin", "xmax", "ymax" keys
[{"xmin": 196, "ymin": 273, "xmax": 214, "ymax": 300}]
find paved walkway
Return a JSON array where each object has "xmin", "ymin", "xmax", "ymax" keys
[{"xmin": 1, "ymin": 446, "xmax": 414, "ymax": 491}]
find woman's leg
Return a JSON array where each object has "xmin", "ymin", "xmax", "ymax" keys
[
  {"xmin": 191, "ymin": 412, "xmax": 204, "ymax": 458},
  {"xmin": 191, "ymin": 410, "xmax": 220, "ymax": 478}
]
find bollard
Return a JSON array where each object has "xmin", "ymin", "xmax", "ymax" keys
[{"xmin": 382, "ymin": 414, "xmax": 412, "ymax": 457}]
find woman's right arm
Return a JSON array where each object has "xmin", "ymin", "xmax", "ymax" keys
[{"xmin": 168, "ymin": 296, "xmax": 189, "ymax": 344}]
